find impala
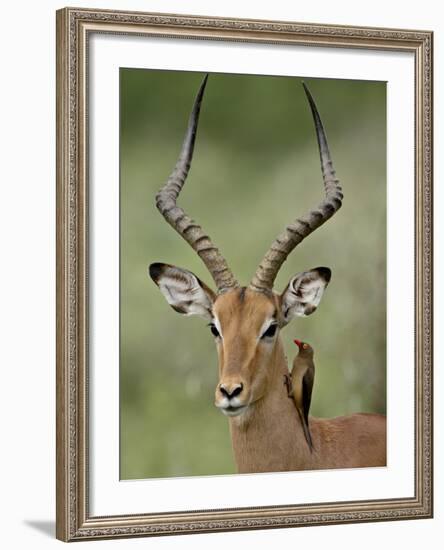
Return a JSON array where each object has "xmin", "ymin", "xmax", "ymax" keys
[{"xmin": 149, "ymin": 76, "xmax": 386, "ymax": 473}]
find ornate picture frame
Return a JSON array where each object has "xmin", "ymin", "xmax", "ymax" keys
[{"xmin": 56, "ymin": 7, "xmax": 433, "ymax": 542}]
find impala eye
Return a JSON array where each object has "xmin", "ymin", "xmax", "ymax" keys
[
  {"xmin": 261, "ymin": 323, "xmax": 277, "ymax": 339},
  {"xmin": 209, "ymin": 323, "xmax": 220, "ymax": 338}
]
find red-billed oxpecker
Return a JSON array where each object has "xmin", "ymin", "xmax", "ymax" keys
[{"xmin": 286, "ymin": 339, "xmax": 315, "ymax": 451}]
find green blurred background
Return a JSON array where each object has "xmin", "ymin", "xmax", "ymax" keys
[{"xmin": 120, "ymin": 69, "xmax": 386, "ymax": 480}]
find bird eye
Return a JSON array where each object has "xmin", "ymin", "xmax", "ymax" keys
[
  {"xmin": 209, "ymin": 323, "xmax": 220, "ymax": 338},
  {"xmin": 261, "ymin": 323, "xmax": 277, "ymax": 339}
]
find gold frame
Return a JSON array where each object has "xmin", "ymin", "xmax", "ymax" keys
[{"xmin": 56, "ymin": 7, "xmax": 433, "ymax": 542}]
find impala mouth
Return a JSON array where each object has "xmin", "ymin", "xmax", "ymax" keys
[{"xmin": 217, "ymin": 404, "xmax": 248, "ymax": 417}]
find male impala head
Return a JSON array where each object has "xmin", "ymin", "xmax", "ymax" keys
[{"xmin": 149, "ymin": 75, "xmax": 342, "ymax": 418}]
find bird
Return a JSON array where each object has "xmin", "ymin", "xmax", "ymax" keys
[{"xmin": 285, "ymin": 339, "xmax": 315, "ymax": 451}]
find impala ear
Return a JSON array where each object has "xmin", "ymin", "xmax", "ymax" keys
[
  {"xmin": 281, "ymin": 267, "xmax": 331, "ymax": 325},
  {"xmin": 149, "ymin": 263, "xmax": 216, "ymax": 321}
]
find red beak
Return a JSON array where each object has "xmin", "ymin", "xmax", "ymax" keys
[{"xmin": 294, "ymin": 339, "xmax": 303, "ymax": 349}]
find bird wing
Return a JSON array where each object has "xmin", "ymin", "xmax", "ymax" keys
[{"xmin": 302, "ymin": 366, "xmax": 314, "ymax": 427}]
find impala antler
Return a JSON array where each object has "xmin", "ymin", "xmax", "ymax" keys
[
  {"xmin": 249, "ymin": 83, "xmax": 343, "ymax": 292},
  {"xmin": 155, "ymin": 75, "xmax": 239, "ymax": 292}
]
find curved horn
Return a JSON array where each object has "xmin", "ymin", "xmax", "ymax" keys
[
  {"xmin": 155, "ymin": 75, "xmax": 238, "ymax": 292},
  {"xmin": 250, "ymin": 83, "xmax": 343, "ymax": 292}
]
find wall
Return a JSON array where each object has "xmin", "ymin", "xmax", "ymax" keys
[{"xmin": 0, "ymin": 0, "xmax": 441, "ymax": 548}]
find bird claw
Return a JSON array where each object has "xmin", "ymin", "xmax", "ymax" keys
[{"xmin": 284, "ymin": 373, "xmax": 293, "ymax": 397}]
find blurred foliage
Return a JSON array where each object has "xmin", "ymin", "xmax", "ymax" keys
[{"xmin": 120, "ymin": 69, "xmax": 386, "ymax": 480}]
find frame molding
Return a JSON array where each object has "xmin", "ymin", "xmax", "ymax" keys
[{"xmin": 56, "ymin": 7, "xmax": 433, "ymax": 542}]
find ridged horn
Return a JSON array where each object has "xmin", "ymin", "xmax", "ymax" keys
[
  {"xmin": 155, "ymin": 75, "xmax": 239, "ymax": 292},
  {"xmin": 249, "ymin": 83, "xmax": 343, "ymax": 292}
]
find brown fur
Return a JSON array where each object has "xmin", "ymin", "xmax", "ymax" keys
[{"xmin": 214, "ymin": 288, "xmax": 386, "ymax": 473}]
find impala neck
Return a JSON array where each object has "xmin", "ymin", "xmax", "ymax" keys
[{"xmin": 228, "ymin": 337, "xmax": 312, "ymax": 473}]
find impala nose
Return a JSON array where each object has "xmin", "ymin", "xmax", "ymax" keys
[{"xmin": 219, "ymin": 383, "xmax": 243, "ymax": 399}]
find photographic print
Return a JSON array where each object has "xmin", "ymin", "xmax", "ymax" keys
[
  {"xmin": 120, "ymin": 70, "xmax": 387, "ymax": 480},
  {"xmin": 56, "ymin": 7, "xmax": 432, "ymax": 540}
]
